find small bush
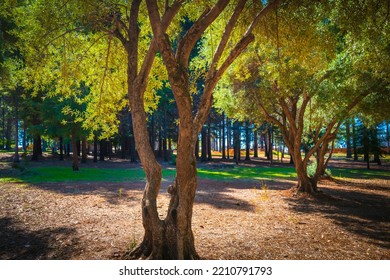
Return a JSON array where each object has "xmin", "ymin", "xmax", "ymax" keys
[{"xmin": 307, "ymin": 161, "xmax": 331, "ymax": 177}]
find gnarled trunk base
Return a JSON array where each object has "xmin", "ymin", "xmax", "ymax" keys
[
  {"xmin": 295, "ymin": 176, "xmax": 319, "ymax": 194},
  {"xmin": 127, "ymin": 225, "xmax": 199, "ymax": 260},
  {"xmin": 126, "ymin": 180, "xmax": 200, "ymax": 260}
]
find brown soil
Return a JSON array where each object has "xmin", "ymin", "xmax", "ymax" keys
[{"xmin": 0, "ymin": 154, "xmax": 389, "ymax": 260}]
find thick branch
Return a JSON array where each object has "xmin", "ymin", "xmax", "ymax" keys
[
  {"xmin": 303, "ymin": 121, "xmax": 339, "ymax": 168},
  {"xmin": 136, "ymin": 0, "xmax": 184, "ymax": 95},
  {"xmin": 193, "ymin": 0, "xmax": 279, "ymax": 135},
  {"xmin": 208, "ymin": 0, "xmax": 247, "ymax": 75},
  {"xmin": 296, "ymin": 91, "xmax": 311, "ymax": 143},
  {"xmin": 176, "ymin": 0, "xmax": 229, "ymax": 67},
  {"xmin": 146, "ymin": 0, "xmax": 181, "ymax": 86},
  {"xmin": 193, "ymin": 33, "xmax": 255, "ymax": 134},
  {"xmin": 126, "ymin": 0, "xmax": 142, "ymax": 79},
  {"xmin": 254, "ymin": 94, "xmax": 283, "ymax": 130},
  {"xmin": 244, "ymin": 0, "xmax": 280, "ymax": 37},
  {"xmin": 279, "ymin": 97, "xmax": 297, "ymax": 135}
]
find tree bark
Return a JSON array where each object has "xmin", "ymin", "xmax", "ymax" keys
[
  {"xmin": 112, "ymin": 0, "xmax": 196, "ymax": 259},
  {"xmin": 290, "ymin": 145, "xmax": 315, "ymax": 193},
  {"xmin": 99, "ymin": 140, "xmax": 105, "ymax": 161},
  {"xmin": 133, "ymin": 0, "xmax": 276, "ymax": 259},
  {"xmin": 253, "ymin": 126, "xmax": 258, "ymax": 158},
  {"xmin": 31, "ymin": 134, "xmax": 42, "ymax": 161}
]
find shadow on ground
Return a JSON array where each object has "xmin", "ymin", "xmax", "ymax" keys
[
  {"xmin": 0, "ymin": 217, "xmax": 79, "ymax": 259},
  {"xmin": 285, "ymin": 184, "xmax": 390, "ymax": 250}
]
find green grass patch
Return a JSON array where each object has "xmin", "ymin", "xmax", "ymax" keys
[
  {"xmin": 197, "ymin": 166, "xmax": 297, "ymax": 181},
  {"xmin": 2, "ymin": 165, "xmax": 297, "ymax": 184},
  {"xmin": 2, "ymin": 167, "xmax": 150, "ymax": 184},
  {"xmin": 330, "ymin": 168, "xmax": 390, "ymax": 180},
  {"xmin": 14, "ymin": 167, "xmax": 178, "ymax": 184},
  {"xmin": 2, "ymin": 164, "xmax": 387, "ymax": 185},
  {"xmin": 21, "ymin": 167, "xmax": 147, "ymax": 183},
  {"xmin": 0, "ymin": 177, "xmax": 24, "ymax": 183}
]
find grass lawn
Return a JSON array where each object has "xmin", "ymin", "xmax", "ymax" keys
[
  {"xmin": 1, "ymin": 165, "xmax": 299, "ymax": 184},
  {"xmin": 3, "ymin": 163, "xmax": 388, "ymax": 185},
  {"xmin": 329, "ymin": 167, "xmax": 390, "ymax": 180}
]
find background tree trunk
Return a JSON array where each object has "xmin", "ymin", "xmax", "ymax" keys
[
  {"xmin": 371, "ymin": 126, "xmax": 381, "ymax": 165},
  {"xmin": 227, "ymin": 118, "xmax": 231, "ymax": 159},
  {"xmin": 233, "ymin": 121, "xmax": 240, "ymax": 164},
  {"xmin": 346, "ymin": 118, "xmax": 352, "ymax": 158},
  {"xmin": 81, "ymin": 136, "xmax": 87, "ymax": 163},
  {"xmin": 59, "ymin": 136, "xmax": 64, "ymax": 161},
  {"xmin": 352, "ymin": 118, "xmax": 358, "ymax": 161},
  {"xmin": 93, "ymin": 134, "xmax": 98, "ymax": 162},
  {"xmin": 13, "ymin": 94, "xmax": 19, "ymax": 163},
  {"xmin": 31, "ymin": 134, "xmax": 42, "ymax": 161},
  {"xmin": 129, "ymin": 134, "xmax": 137, "ymax": 163},
  {"xmin": 245, "ymin": 121, "xmax": 251, "ymax": 161},
  {"xmin": 195, "ymin": 137, "xmax": 200, "ymax": 160},
  {"xmin": 253, "ymin": 126, "xmax": 258, "ymax": 158},
  {"xmin": 99, "ymin": 140, "xmax": 105, "ymax": 161},
  {"xmin": 201, "ymin": 126, "xmax": 207, "ymax": 162},
  {"xmin": 363, "ymin": 125, "xmax": 370, "ymax": 169},
  {"xmin": 207, "ymin": 120, "xmax": 212, "ymax": 161},
  {"xmin": 5, "ymin": 116, "xmax": 12, "ymax": 150},
  {"xmin": 71, "ymin": 126, "xmax": 79, "ymax": 171}
]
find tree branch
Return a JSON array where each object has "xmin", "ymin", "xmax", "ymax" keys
[
  {"xmin": 176, "ymin": 0, "xmax": 229, "ymax": 67},
  {"xmin": 208, "ymin": 0, "xmax": 247, "ymax": 76},
  {"xmin": 137, "ymin": 0, "xmax": 184, "ymax": 94},
  {"xmin": 146, "ymin": 0, "xmax": 181, "ymax": 85},
  {"xmin": 126, "ymin": 0, "xmax": 142, "ymax": 78},
  {"xmin": 193, "ymin": 0, "xmax": 279, "ymax": 134}
]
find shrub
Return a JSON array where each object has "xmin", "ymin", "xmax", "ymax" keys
[{"xmin": 307, "ymin": 161, "xmax": 332, "ymax": 177}]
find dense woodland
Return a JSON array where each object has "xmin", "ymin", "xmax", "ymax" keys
[{"xmin": 1, "ymin": 0, "xmax": 389, "ymax": 259}]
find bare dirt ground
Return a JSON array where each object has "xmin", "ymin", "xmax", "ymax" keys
[{"xmin": 0, "ymin": 154, "xmax": 389, "ymax": 260}]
